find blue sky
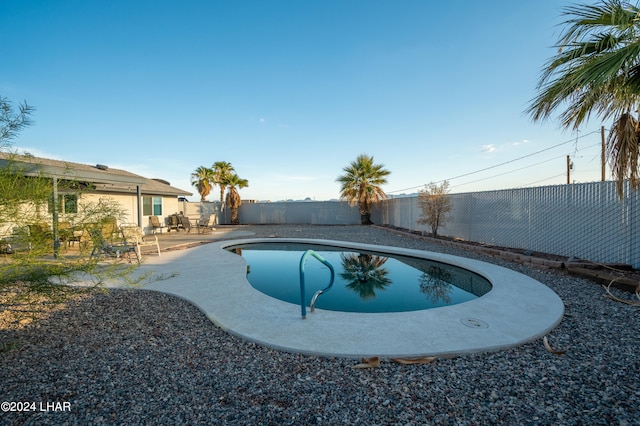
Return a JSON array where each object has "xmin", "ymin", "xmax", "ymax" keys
[{"xmin": 2, "ymin": 0, "xmax": 605, "ymax": 201}]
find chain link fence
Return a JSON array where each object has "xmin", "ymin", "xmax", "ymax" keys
[
  {"xmin": 238, "ymin": 201, "xmax": 361, "ymax": 225},
  {"xmin": 374, "ymin": 181, "xmax": 640, "ymax": 268}
]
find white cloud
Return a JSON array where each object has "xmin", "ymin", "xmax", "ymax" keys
[{"xmin": 482, "ymin": 139, "xmax": 529, "ymax": 153}]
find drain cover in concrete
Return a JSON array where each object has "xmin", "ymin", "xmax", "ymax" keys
[{"xmin": 460, "ymin": 318, "xmax": 489, "ymax": 329}]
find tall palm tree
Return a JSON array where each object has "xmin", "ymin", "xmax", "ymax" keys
[
  {"xmin": 223, "ymin": 173, "xmax": 249, "ymax": 224},
  {"xmin": 340, "ymin": 253, "xmax": 391, "ymax": 300},
  {"xmin": 336, "ymin": 154, "xmax": 391, "ymax": 224},
  {"xmin": 212, "ymin": 161, "xmax": 235, "ymax": 203},
  {"xmin": 527, "ymin": 0, "xmax": 640, "ymax": 197},
  {"xmin": 190, "ymin": 166, "xmax": 214, "ymax": 202}
]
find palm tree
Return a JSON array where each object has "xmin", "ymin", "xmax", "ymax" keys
[
  {"xmin": 340, "ymin": 253, "xmax": 391, "ymax": 300},
  {"xmin": 527, "ymin": 0, "xmax": 640, "ymax": 197},
  {"xmin": 336, "ymin": 154, "xmax": 391, "ymax": 224},
  {"xmin": 190, "ymin": 166, "xmax": 214, "ymax": 202},
  {"xmin": 223, "ymin": 173, "xmax": 249, "ymax": 224},
  {"xmin": 212, "ymin": 161, "xmax": 235, "ymax": 203}
]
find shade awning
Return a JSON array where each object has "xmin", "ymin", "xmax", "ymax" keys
[{"xmin": 0, "ymin": 157, "xmax": 146, "ymax": 186}]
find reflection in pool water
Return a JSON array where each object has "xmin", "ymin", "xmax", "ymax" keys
[{"xmin": 228, "ymin": 243, "xmax": 492, "ymax": 313}]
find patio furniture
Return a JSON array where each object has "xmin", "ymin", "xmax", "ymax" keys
[
  {"xmin": 100, "ymin": 217, "xmax": 120, "ymax": 242},
  {"xmin": 120, "ymin": 224, "xmax": 161, "ymax": 258},
  {"xmin": 196, "ymin": 215, "xmax": 216, "ymax": 234},
  {"xmin": 67, "ymin": 227, "xmax": 84, "ymax": 246},
  {"xmin": 27, "ymin": 223, "xmax": 53, "ymax": 250},
  {"xmin": 58, "ymin": 221, "xmax": 70, "ymax": 241},
  {"xmin": 88, "ymin": 227, "xmax": 139, "ymax": 263},
  {"xmin": 167, "ymin": 214, "xmax": 180, "ymax": 232},
  {"xmin": 179, "ymin": 214, "xmax": 192, "ymax": 234},
  {"xmin": 74, "ymin": 226, "xmax": 94, "ymax": 251},
  {"xmin": 0, "ymin": 238, "xmax": 11, "ymax": 254},
  {"xmin": 0, "ymin": 226, "xmax": 30, "ymax": 254},
  {"xmin": 167, "ymin": 213, "xmax": 191, "ymax": 233},
  {"xmin": 149, "ymin": 216, "xmax": 166, "ymax": 234}
]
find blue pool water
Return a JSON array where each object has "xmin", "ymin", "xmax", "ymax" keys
[{"xmin": 227, "ymin": 243, "xmax": 492, "ymax": 313}]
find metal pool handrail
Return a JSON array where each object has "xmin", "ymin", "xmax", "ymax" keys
[{"xmin": 299, "ymin": 249, "xmax": 335, "ymax": 319}]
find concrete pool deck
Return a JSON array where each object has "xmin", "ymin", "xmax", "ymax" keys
[{"xmin": 127, "ymin": 237, "xmax": 566, "ymax": 359}]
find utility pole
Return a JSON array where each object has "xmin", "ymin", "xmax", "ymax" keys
[
  {"xmin": 601, "ymin": 125, "xmax": 606, "ymax": 181},
  {"xmin": 567, "ymin": 155, "xmax": 571, "ymax": 184}
]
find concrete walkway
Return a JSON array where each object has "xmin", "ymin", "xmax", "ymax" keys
[
  {"xmin": 149, "ymin": 226, "xmax": 256, "ymax": 252},
  {"xmin": 129, "ymin": 236, "xmax": 565, "ymax": 359}
]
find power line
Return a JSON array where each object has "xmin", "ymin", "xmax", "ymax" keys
[
  {"xmin": 388, "ymin": 129, "xmax": 601, "ymax": 194},
  {"xmin": 451, "ymin": 142, "xmax": 603, "ymax": 189},
  {"xmin": 450, "ymin": 154, "xmax": 568, "ymax": 189},
  {"xmin": 518, "ymin": 173, "xmax": 567, "ymax": 188}
]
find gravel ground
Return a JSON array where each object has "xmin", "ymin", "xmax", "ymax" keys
[{"xmin": 1, "ymin": 225, "xmax": 638, "ymax": 425}]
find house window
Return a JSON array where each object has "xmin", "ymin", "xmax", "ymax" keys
[
  {"xmin": 143, "ymin": 196, "xmax": 162, "ymax": 216},
  {"xmin": 63, "ymin": 194, "xmax": 77, "ymax": 214},
  {"xmin": 48, "ymin": 193, "xmax": 78, "ymax": 214}
]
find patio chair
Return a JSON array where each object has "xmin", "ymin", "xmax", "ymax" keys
[
  {"xmin": 74, "ymin": 225, "xmax": 95, "ymax": 251},
  {"xmin": 66, "ymin": 225, "xmax": 84, "ymax": 247},
  {"xmin": 88, "ymin": 227, "xmax": 139, "ymax": 263},
  {"xmin": 149, "ymin": 216, "xmax": 166, "ymax": 234},
  {"xmin": 167, "ymin": 214, "xmax": 180, "ymax": 232},
  {"xmin": 178, "ymin": 214, "xmax": 192, "ymax": 234},
  {"xmin": 0, "ymin": 226, "xmax": 30, "ymax": 254},
  {"xmin": 57, "ymin": 221, "xmax": 72, "ymax": 247},
  {"xmin": 120, "ymin": 224, "xmax": 161, "ymax": 259},
  {"xmin": 196, "ymin": 215, "xmax": 216, "ymax": 234},
  {"xmin": 27, "ymin": 223, "xmax": 53, "ymax": 251},
  {"xmin": 100, "ymin": 217, "xmax": 120, "ymax": 242}
]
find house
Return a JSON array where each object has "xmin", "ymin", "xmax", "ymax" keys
[{"xmin": 0, "ymin": 153, "xmax": 192, "ymax": 235}]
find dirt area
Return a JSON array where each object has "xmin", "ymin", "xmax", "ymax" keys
[{"xmin": 0, "ymin": 282, "xmax": 92, "ymax": 332}]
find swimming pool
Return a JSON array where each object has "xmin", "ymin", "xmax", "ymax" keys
[
  {"xmin": 228, "ymin": 242, "xmax": 492, "ymax": 313},
  {"xmin": 141, "ymin": 237, "xmax": 565, "ymax": 358}
]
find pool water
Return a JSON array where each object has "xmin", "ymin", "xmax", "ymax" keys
[{"xmin": 228, "ymin": 243, "xmax": 492, "ymax": 313}]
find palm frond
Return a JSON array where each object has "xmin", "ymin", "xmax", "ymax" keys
[
  {"xmin": 528, "ymin": 1, "xmax": 640, "ymax": 198},
  {"xmin": 608, "ymin": 112, "xmax": 640, "ymax": 197}
]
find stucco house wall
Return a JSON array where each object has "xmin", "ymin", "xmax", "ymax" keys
[{"xmin": 78, "ymin": 192, "xmax": 186, "ymax": 234}]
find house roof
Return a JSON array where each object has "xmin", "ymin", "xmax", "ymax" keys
[
  {"xmin": 0, "ymin": 152, "xmax": 192, "ymax": 197},
  {"xmin": 93, "ymin": 179, "xmax": 192, "ymax": 197}
]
